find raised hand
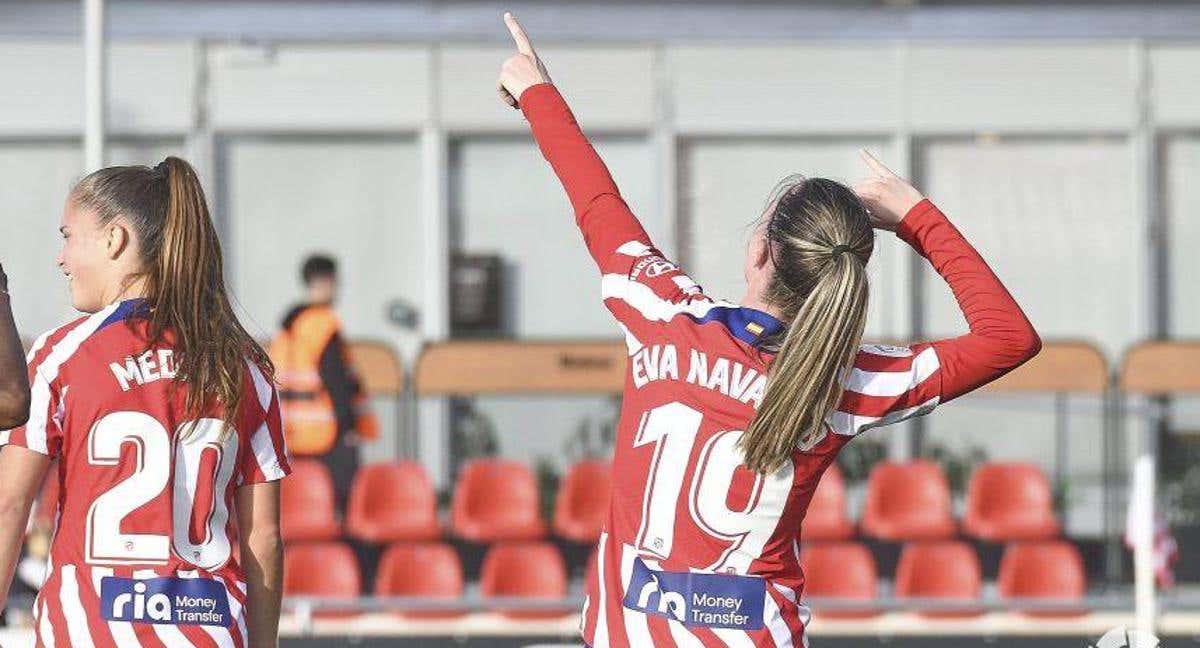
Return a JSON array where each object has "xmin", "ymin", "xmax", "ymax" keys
[
  {"xmin": 497, "ymin": 12, "xmax": 552, "ymax": 109},
  {"xmin": 853, "ymin": 149, "xmax": 925, "ymax": 232}
]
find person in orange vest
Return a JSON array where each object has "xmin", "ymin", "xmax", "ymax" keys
[{"xmin": 270, "ymin": 255, "xmax": 377, "ymax": 511}]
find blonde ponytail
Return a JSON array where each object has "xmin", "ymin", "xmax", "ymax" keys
[{"xmin": 738, "ymin": 178, "xmax": 873, "ymax": 474}]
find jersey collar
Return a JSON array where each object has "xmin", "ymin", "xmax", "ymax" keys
[{"xmin": 99, "ymin": 298, "xmax": 151, "ymax": 330}]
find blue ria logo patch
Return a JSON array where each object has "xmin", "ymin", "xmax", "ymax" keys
[
  {"xmin": 623, "ymin": 558, "xmax": 765, "ymax": 630},
  {"xmin": 100, "ymin": 576, "xmax": 232, "ymax": 627}
]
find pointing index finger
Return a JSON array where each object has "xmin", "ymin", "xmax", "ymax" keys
[
  {"xmin": 859, "ymin": 149, "xmax": 898, "ymax": 178},
  {"xmin": 504, "ymin": 12, "xmax": 536, "ymax": 56}
]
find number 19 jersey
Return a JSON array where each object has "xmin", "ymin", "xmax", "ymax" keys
[
  {"xmin": 1, "ymin": 299, "xmax": 292, "ymax": 648},
  {"xmin": 519, "ymin": 82, "xmax": 1040, "ymax": 648}
]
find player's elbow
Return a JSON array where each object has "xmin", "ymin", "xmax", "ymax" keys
[
  {"xmin": 1004, "ymin": 324, "xmax": 1042, "ymax": 369},
  {"xmin": 0, "ymin": 383, "xmax": 30, "ymax": 430}
]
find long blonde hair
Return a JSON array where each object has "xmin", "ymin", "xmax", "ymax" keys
[
  {"xmin": 738, "ymin": 177, "xmax": 873, "ymax": 473},
  {"xmin": 71, "ymin": 157, "xmax": 272, "ymax": 434}
]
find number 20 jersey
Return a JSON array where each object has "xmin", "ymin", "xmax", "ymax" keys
[{"xmin": 1, "ymin": 299, "xmax": 291, "ymax": 648}]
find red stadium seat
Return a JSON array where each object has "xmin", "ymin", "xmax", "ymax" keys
[
  {"xmin": 345, "ymin": 461, "xmax": 440, "ymax": 543},
  {"xmin": 895, "ymin": 541, "xmax": 982, "ymax": 617},
  {"xmin": 553, "ymin": 459, "xmax": 611, "ymax": 542},
  {"xmin": 283, "ymin": 542, "xmax": 360, "ymax": 617},
  {"xmin": 964, "ymin": 463, "xmax": 1061, "ymax": 541},
  {"xmin": 998, "ymin": 541, "xmax": 1087, "ymax": 617},
  {"xmin": 799, "ymin": 542, "xmax": 879, "ymax": 618},
  {"xmin": 802, "ymin": 465, "xmax": 855, "ymax": 541},
  {"xmin": 861, "ymin": 461, "xmax": 956, "ymax": 541},
  {"xmin": 280, "ymin": 459, "xmax": 341, "ymax": 542},
  {"xmin": 452, "ymin": 460, "xmax": 546, "ymax": 542},
  {"xmin": 480, "ymin": 542, "xmax": 569, "ymax": 619},
  {"xmin": 374, "ymin": 542, "xmax": 465, "ymax": 618}
]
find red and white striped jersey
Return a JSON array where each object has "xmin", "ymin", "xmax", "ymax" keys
[
  {"xmin": 1, "ymin": 299, "xmax": 291, "ymax": 648},
  {"xmin": 520, "ymin": 83, "xmax": 1039, "ymax": 647}
]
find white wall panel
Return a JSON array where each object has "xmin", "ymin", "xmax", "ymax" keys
[
  {"xmin": 908, "ymin": 44, "xmax": 1135, "ymax": 132},
  {"xmin": 0, "ymin": 41, "xmax": 195, "ymax": 136},
  {"xmin": 209, "ymin": 45, "xmax": 430, "ymax": 131},
  {"xmin": 667, "ymin": 45, "xmax": 900, "ymax": 134},
  {"xmin": 1166, "ymin": 136, "xmax": 1200, "ymax": 336},
  {"xmin": 1152, "ymin": 46, "xmax": 1200, "ymax": 127},
  {"xmin": 0, "ymin": 139, "xmax": 184, "ymax": 338},
  {"xmin": 439, "ymin": 45, "xmax": 655, "ymax": 132},
  {"xmin": 680, "ymin": 138, "xmax": 903, "ymax": 340},
  {"xmin": 452, "ymin": 135, "xmax": 657, "ymax": 337},
  {"xmin": 222, "ymin": 136, "xmax": 424, "ymax": 360}
]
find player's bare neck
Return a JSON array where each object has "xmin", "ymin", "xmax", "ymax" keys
[{"xmin": 739, "ymin": 290, "xmax": 787, "ymax": 323}]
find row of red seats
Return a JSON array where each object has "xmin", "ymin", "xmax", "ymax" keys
[
  {"xmin": 284, "ymin": 540, "xmax": 569, "ymax": 619},
  {"xmin": 281, "ymin": 458, "xmax": 611, "ymax": 544},
  {"xmin": 808, "ymin": 460, "xmax": 1060, "ymax": 542},
  {"xmin": 802, "ymin": 539, "xmax": 1087, "ymax": 617},
  {"xmin": 283, "ymin": 457, "xmax": 1059, "ymax": 545},
  {"xmin": 284, "ymin": 538, "xmax": 1087, "ymax": 619}
]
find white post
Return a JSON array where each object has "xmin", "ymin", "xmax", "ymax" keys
[
  {"xmin": 82, "ymin": 0, "xmax": 107, "ymax": 172},
  {"xmin": 1131, "ymin": 454, "xmax": 1157, "ymax": 636}
]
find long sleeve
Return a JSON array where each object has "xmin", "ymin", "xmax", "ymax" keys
[
  {"xmin": 827, "ymin": 200, "xmax": 1041, "ymax": 437},
  {"xmin": 899, "ymin": 199, "xmax": 1042, "ymax": 402}
]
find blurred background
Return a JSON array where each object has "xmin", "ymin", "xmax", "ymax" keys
[{"xmin": 2, "ymin": 0, "xmax": 1200, "ymax": 646}]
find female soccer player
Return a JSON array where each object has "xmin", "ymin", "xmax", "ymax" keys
[
  {"xmin": 498, "ymin": 14, "xmax": 1040, "ymax": 647},
  {"xmin": 0, "ymin": 157, "xmax": 290, "ymax": 648}
]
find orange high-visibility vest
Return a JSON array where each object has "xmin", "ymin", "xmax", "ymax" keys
[{"xmin": 269, "ymin": 306, "xmax": 378, "ymax": 456}]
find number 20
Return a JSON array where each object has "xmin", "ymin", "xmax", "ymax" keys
[
  {"xmin": 85, "ymin": 411, "xmax": 238, "ymax": 569},
  {"xmin": 633, "ymin": 401, "xmax": 793, "ymax": 574}
]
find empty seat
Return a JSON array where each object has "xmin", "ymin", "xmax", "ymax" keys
[
  {"xmin": 895, "ymin": 541, "xmax": 982, "ymax": 617},
  {"xmin": 280, "ymin": 459, "xmax": 341, "ymax": 542},
  {"xmin": 480, "ymin": 542, "xmax": 569, "ymax": 619},
  {"xmin": 802, "ymin": 464, "xmax": 855, "ymax": 541},
  {"xmin": 374, "ymin": 542, "xmax": 464, "ymax": 618},
  {"xmin": 998, "ymin": 541, "xmax": 1087, "ymax": 617},
  {"xmin": 799, "ymin": 542, "xmax": 879, "ymax": 618},
  {"xmin": 452, "ymin": 460, "xmax": 546, "ymax": 542},
  {"xmin": 283, "ymin": 542, "xmax": 360, "ymax": 616},
  {"xmin": 345, "ymin": 461, "xmax": 440, "ymax": 543},
  {"xmin": 553, "ymin": 459, "xmax": 611, "ymax": 542},
  {"xmin": 964, "ymin": 462, "xmax": 1060, "ymax": 541},
  {"xmin": 861, "ymin": 461, "xmax": 956, "ymax": 541}
]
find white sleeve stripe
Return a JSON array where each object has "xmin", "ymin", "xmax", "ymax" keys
[
  {"xmin": 18, "ymin": 305, "xmax": 118, "ymax": 453},
  {"xmin": 844, "ymin": 347, "xmax": 940, "ymax": 397},
  {"xmin": 601, "ymin": 273, "xmax": 727, "ymax": 323},
  {"xmin": 0, "ymin": 430, "xmax": 9, "ymax": 445},
  {"xmin": 825, "ymin": 396, "xmax": 940, "ymax": 437},
  {"xmin": 244, "ymin": 360, "xmax": 273, "ymax": 412},
  {"xmin": 250, "ymin": 420, "xmax": 286, "ymax": 481},
  {"xmin": 614, "ymin": 240, "xmax": 653, "ymax": 257},
  {"xmin": 25, "ymin": 329, "xmax": 53, "ymax": 363},
  {"xmin": 858, "ymin": 343, "xmax": 915, "ymax": 358}
]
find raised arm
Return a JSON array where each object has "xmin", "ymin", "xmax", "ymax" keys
[
  {"xmin": 497, "ymin": 13, "xmax": 655, "ymax": 271},
  {"xmin": 0, "ymin": 264, "xmax": 30, "ymax": 429},
  {"xmin": 855, "ymin": 151, "xmax": 1041, "ymax": 402}
]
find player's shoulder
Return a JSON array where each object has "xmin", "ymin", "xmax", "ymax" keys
[
  {"xmin": 242, "ymin": 358, "xmax": 277, "ymax": 414},
  {"xmin": 25, "ymin": 306, "xmax": 121, "ymax": 371}
]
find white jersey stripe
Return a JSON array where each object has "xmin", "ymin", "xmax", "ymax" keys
[
  {"xmin": 61, "ymin": 565, "xmax": 97, "ymax": 648},
  {"xmin": 129, "ymin": 569, "xmax": 192, "ymax": 647},
  {"xmin": 843, "ymin": 346, "xmax": 940, "ymax": 397},
  {"xmin": 601, "ymin": 274, "xmax": 731, "ymax": 323},
  {"xmin": 244, "ymin": 360, "xmax": 273, "ymax": 411},
  {"xmin": 667, "ymin": 619, "xmax": 705, "ymax": 647},
  {"xmin": 179, "ymin": 571, "xmax": 236, "ymax": 648},
  {"xmin": 249, "ymin": 420, "xmax": 287, "ymax": 481},
  {"xmin": 614, "ymin": 240, "xmax": 653, "ymax": 257},
  {"xmin": 713, "ymin": 627, "xmax": 758, "ymax": 648},
  {"xmin": 825, "ymin": 396, "xmax": 940, "ymax": 437},
  {"xmin": 20, "ymin": 304, "xmax": 118, "ymax": 453},
  {"xmin": 26, "ymin": 328, "xmax": 53, "ymax": 362},
  {"xmin": 762, "ymin": 591, "xmax": 794, "ymax": 648},
  {"xmin": 592, "ymin": 533, "xmax": 610, "ymax": 648},
  {"xmin": 619, "ymin": 544, "xmax": 655, "ymax": 647},
  {"xmin": 38, "ymin": 593, "xmax": 56, "ymax": 648},
  {"xmin": 91, "ymin": 566, "xmax": 142, "ymax": 647}
]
